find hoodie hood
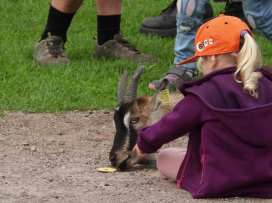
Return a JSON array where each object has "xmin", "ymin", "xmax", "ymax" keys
[{"xmin": 179, "ymin": 67, "xmax": 272, "ymax": 147}]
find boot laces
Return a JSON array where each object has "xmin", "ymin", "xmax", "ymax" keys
[
  {"xmin": 45, "ymin": 38, "xmax": 65, "ymax": 58},
  {"xmin": 114, "ymin": 39, "xmax": 141, "ymax": 54}
]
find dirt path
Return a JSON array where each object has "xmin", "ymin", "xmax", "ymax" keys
[{"xmin": 0, "ymin": 111, "xmax": 270, "ymax": 203}]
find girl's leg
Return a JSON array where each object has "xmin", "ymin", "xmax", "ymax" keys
[{"xmin": 157, "ymin": 148, "xmax": 187, "ymax": 180}]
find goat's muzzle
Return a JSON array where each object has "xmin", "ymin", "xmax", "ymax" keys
[{"xmin": 109, "ymin": 150, "xmax": 142, "ymax": 170}]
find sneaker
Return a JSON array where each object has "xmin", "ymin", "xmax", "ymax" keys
[
  {"xmin": 34, "ymin": 33, "xmax": 71, "ymax": 66},
  {"xmin": 93, "ymin": 34, "xmax": 157, "ymax": 64},
  {"xmin": 221, "ymin": 1, "xmax": 252, "ymax": 30},
  {"xmin": 149, "ymin": 65, "xmax": 197, "ymax": 91},
  {"xmin": 140, "ymin": 1, "xmax": 214, "ymax": 37}
]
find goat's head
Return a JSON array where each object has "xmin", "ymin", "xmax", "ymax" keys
[{"xmin": 109, "ymin": 66, "xmax": 180, "ymax": 170}]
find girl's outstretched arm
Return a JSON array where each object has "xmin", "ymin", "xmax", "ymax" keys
[{"xmin": 137, "ymin": 94, "xmax": 210, "ymax": 154}]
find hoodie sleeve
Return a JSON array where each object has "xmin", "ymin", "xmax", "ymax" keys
[{"xmin": 137, "ymin": 94, "xmax": 209, "ymax": 153}]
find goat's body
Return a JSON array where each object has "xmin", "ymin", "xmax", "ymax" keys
[
  {"xmin": 146, "ymin": 93, "xmax": 184, "ymax": 126},
  {"xmin": 109, "ymin": 66, "xmax": 185, "ymax": 170},
  {"xmin": 110, "ymin": 90, "xmax": 183, "ymax": 170}
]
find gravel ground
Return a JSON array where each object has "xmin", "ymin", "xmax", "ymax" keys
[{"xmin": 0, "ymin": 111, "xmax": 271, "ymax": 203}]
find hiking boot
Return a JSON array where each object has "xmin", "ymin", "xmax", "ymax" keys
[
  {"xmin": 34, "ymin": 33, "xmax": 71, "ymax": 66},
  {"xmin": 221, "ymin": 1, "xmax": 252, "ymax": 30},
  {"xmin": 149, "ymin": 65, "xmax": 197, "ymax": 91},
  {"xmin": 93, "ymin": 34, "xmax": 157, "ymax": 64},
  {"xmin": 140, "ymin": 1, "xmax": 214, "ymax": 37}
]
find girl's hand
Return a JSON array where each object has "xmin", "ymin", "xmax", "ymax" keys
[{"xmin": 133, "ymin": 144, "xmax": 146, "ymax": 157}]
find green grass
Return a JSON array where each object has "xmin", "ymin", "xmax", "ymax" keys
[{"xmin": 0, "ymin": 0, "xmax": 272, "ymax": 113}]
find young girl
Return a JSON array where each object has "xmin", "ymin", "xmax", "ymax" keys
[{"xmin": 133, "ymin": 15, "xmax": 272, "ymax": 198}]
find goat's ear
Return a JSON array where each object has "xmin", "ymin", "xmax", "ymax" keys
[{"xmin": 149, "ymin": 79, "xmax": 169, "ymax": 111}]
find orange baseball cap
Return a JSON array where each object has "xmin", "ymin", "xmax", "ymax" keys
[{"xmin": 178, "ymin": 14, "xmax": 253, "ymax": 66}]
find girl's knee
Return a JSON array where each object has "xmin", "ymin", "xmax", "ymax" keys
[{"xmin": 156, "ymin": 149, "xmax": 169, "ymax": 171}]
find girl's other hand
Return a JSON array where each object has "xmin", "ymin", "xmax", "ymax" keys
[{"xmin": 133, "ymin": 144, "xmax": 146, "ymax": 157}]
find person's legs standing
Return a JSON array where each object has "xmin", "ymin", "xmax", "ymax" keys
[
  {"xmin": 41, "ymin": 0, "xmax": 83, "ymax": 42},
  {"xmin": 157, "ymin": 148, "xmax": 187, "ymax": 180},
  {"xmin": 34, "ymin": 0, "xmax": 83, "ymax": 66},
  {"xmin": 95, "ymin": 0, "xmax": 122, "ymax": 45},
  {"xmin": 35, "ymin": 0, "xmax": 157, "ymax": 66},
  {"xmin": 174, "ymin": 0, "xmax": 208, "ymax": 66},
  {"xmin": 241, "ymin": 0, "xmax": 272, "ymax": 42},
  {"xmin": 93, "ymin": 0, "xmax": 157, "ymax": 64},
  {"xmin": 149, "ymin": 0, "xmax": 208, "ymax": 91}
]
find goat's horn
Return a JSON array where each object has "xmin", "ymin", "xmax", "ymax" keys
[
  {"xmin": 125, "ymin": 65, "xmax": 145, "ymax": 103},
  {"xmin": 117, "ymin": 71, "xmax": 130, "ymax": 104}
]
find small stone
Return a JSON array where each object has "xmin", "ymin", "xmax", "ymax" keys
[
  {"xmin": 147, "ymin": 180, "xmax": 153, "ymax": 184},
  {"xmin": 89, "ymin": 111, "xmax": 93, "ymax": 114},
  {"xmin": 59, "ymin": 149, "xmax": 64, "ymax": 153},
  {"xmin": 104, "ymin": 183, "xmax": 110, "ymax": 186},
  {"xmin": 102, "ymin": 110, "xmax": 110, "ymax": 114},
  {"xmin": 58, "ymin": 141, "xmax": 65, "ymax": 146},
  {"xmin": 2, "ymin": 174, "xmax": 11, "ymax": 178},
  {"xmin": 0, "ymin": 138, "xmax": 5, "ymax": 141},
  {"xmin": 57, "ymin": 130, "xmax": 64, "ymax": 135},
  {"xmin": 31, "ymin": 146, "xmax": 36, "ymax": 151},
  {"xmin": 21, "ymin": 142, "xmax": 29, "ymax": 146}
]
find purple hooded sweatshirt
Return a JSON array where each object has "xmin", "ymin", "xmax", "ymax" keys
[{"xmin": 137, "ymin": 67, "xmax": 272, "ymax": 198}]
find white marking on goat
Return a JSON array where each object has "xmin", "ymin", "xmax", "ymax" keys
[
  {"xmin": 122, "ymin": 112, "xmax": 131, "ymax": 150},
  {"xmin": 112, "ymin": 120, "xmax": 116, "ymax": 129},
  {"xmin": 124, "ymin": 112, "xmax": 130, "ymax": 130},
  {"xmin": 115, "ymin": 106, "xmax": 120, "ymax": 111}
]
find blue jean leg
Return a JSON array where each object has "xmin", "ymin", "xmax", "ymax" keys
[
  {"xmin": 174, "ymin": 0, "xmax": 209, "ymax": 69},
  {"xmin": 242, "ymin": 0, "xmax": 272, "ymax": 42}
]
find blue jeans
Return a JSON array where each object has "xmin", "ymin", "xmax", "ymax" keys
[
  {"xmin": 174, "ymin": 0, "xmax": 209, "ymax": 69},
  {"xmin": 242, "ymin": 0, "xmax": 272, "ymax": 40},
  {"xmin": 174, "ymin": 0, "xmax": 272, "ymax": 69}
]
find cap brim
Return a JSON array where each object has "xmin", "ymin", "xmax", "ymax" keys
[{"xmin": 178, "ymin": 56, "xmax": 200, "ymax": 66}]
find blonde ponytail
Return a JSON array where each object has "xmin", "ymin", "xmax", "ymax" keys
[{"xmin": 234, "ymin": 33, "xmax": 262, "ymax": 98}]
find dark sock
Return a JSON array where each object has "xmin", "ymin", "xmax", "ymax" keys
[
  {"xmin": 41, "ymin": 4, "xmax": 75, "ymax": 42},
  {"xmin": 97, "ymin": 15, "xmax": 121, "ymax": 45}
]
